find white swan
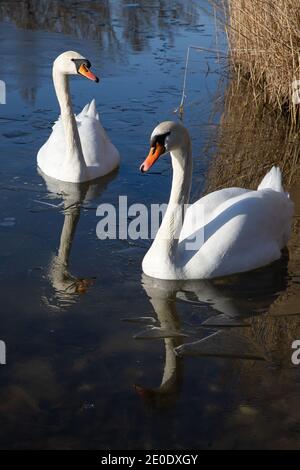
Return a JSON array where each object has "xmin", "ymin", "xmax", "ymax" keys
[
  {"xmin": 37, "ymin": 51, "xmax": 120, "ymax": 183},
  {"xmin": 140, "ymin": 121, "xmax": 294, "ymax": 280}
]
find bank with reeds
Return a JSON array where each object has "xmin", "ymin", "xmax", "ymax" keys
[{"xmin": 217, "ymin": 0, "xmax": 300, "ymax": 123}]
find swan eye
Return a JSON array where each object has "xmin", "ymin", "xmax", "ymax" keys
[
  {"xmin": 150, "ymin": 131, "xmax": 170, "ymax": 150},
  {"xmin": 71, "ymin": 58, "xmax": 92, "ymax": 72}
]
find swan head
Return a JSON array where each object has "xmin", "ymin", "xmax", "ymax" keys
[
  {"xmin": 140, "ymin": 121, "xmax": 190, "ymax": 172},
  {"xmin": 53, "ymin": 51, "xmax": 99, "ymax": 82}
]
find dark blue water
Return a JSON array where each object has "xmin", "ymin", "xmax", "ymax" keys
[{"xmin": 0, "ymin": 0, "xmax": 300, "ymax": 450}]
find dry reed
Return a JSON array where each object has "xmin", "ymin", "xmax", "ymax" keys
[{"xmin": 214, "ymin": 0, "xmax": 300, "ymax": 123}]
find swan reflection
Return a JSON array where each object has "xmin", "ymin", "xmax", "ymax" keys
[
  {"xmin": 134, "ymin": 276, "xmax": 184, "ymax": 408},
  {"xmin": 39, "ymin": 170, "xmax": 117, "ymax": 308},
  {"xmin": 134, "ymin": 255, "xmax": 293, "ymax": 407}
]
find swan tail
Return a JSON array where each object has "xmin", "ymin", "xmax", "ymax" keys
[
  {"xmin": 257, "ymin": 166, "xmax": 285, "ymax": 193},
  {"xmin": 76, "ymin": 100, "xmax": 99, "ymax": 120},
  {"xmin": 86, "ymin": 99, "xmax": 97, "ymax": 119},
  {"xmin": 76, "ymin": 103, "xmax": 90, "ymax": 119}
]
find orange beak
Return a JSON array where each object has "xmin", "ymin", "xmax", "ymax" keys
[
  {"xmin": 78, "ymin": 63, "xmax": 99, "ymax": 83},
  {"xmin": 140, "ymin": 143, "xmax": 165, "ymax": 172}
]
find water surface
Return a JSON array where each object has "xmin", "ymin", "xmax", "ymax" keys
[{"xmin": 0, "ymin": 0, "xmax": 300, "ymax": 450}]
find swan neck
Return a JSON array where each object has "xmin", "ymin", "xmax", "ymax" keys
[
  {"xmin": 53, "ymin": 66, "xmax": 73, "ymax": 117},
  {"xmin": 145, "ymin": 141, "xmax": 192, "ymax": 278},
  {"xmin": 157, "ymin": 142, "xmax": 193, "ymax": 248},
  {"xmin": 169, "ymin": 143, "xmax": 192, "ymax": 206},
  {"xmin": 150, "ymin": 295, "xmax": 181, "ymax": 391},
  {"xmin": 57, "ymin": 205, "xmax": 81, "ymax": 264},
  {"xmin": 52, "ymin": 66, "xmax": 86, "ymax": 176}
]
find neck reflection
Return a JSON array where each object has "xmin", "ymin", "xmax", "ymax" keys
[{"xmin": 39, "ymin": 169, "xmax": 117, "ymax": 309}]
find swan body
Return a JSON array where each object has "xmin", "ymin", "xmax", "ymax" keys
[
  {"xmin": 37, "ymin": 51, "xmax": 120, "ymax": 183},
  {"xmin": 140, "ymin": 121, "xmax": 294, "ymax": 280}
]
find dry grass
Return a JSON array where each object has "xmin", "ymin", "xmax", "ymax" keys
[
  {"xmin": 204, "ymin": 77, "xmax": 300, "ymax": 370},
  {"xmin": 214, "ymin": 0, "xmax": 300, "ymax": 123},
  {"xmin": 203, "ymin": 3, "xmax": 300, "ymax": 395},
  {"xmin": 205, "ymin": 77, "xmax": 300, "ymax": 192}
]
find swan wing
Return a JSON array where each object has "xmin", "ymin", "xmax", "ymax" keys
[
  {"xmin": 180, "ymin": 187, "xmax": 250, "ymax": 242},
  {"xmin": 77, "ymin": 100, "xmax": 120, "ymax": 174},
  {"xmin": 179, "ymin": 186, "xmax": 293, "ymax": 278}
]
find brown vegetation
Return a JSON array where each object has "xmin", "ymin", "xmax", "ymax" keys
[{"xmin": 218, "ymin": 0, "xmax": 300, "ymax": 123}]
